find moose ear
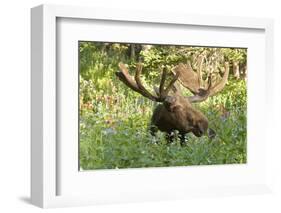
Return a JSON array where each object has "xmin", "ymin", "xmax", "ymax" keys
[{"xmin": 164, "ymin": 96, "xmax": 181, "ymax": 112}]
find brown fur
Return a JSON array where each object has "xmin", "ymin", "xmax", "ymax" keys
[
  {"xmin": 115, "ymin": 62, "xmax": 226, "ymax": 144},
  {"xmin": 150, "ymin": 94, "xmax": 209, "ymax": 144}
]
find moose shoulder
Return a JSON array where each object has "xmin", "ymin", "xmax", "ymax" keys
[{"xmin": 115, "ymin": 60, "xmax": 229, "ymax": 145}]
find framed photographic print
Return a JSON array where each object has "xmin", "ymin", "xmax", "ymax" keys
[{"xmin": 31, "ymin": 4, "xmax": 274, "ymax": 208}]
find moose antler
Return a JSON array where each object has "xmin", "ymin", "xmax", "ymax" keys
[
  {"xmin": 173, "ymin": 57, "xmax": 229, "ymax": 103},
  {"xmin": 115, "ymin": 60, "xmax": 226, "ymax": 141},
  {"xmin": 116, "ymin": 63, "xmax": 179, "ymax": 102}
]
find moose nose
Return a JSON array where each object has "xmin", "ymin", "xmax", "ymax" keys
[
  {"xmin": 192, "ymin": 128, "xmax": 204, "ymax": 137},
  {"xmin": 198, "ymin": 125, "xmax": 206, "ymax": 135}
]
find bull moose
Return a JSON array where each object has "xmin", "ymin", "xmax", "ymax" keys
[{"xmin": 115, "ymin": 58, "xmax": 229, "ymax": 145}]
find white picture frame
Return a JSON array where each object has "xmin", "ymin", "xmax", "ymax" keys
[{"xmin": 31, "ymin": 4, "xmax": 274, "ymax": 208}]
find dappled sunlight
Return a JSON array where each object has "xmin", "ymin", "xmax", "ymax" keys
[{"xmin": 79, "ymin": 42, "xmax": 247, "ymax": 170}]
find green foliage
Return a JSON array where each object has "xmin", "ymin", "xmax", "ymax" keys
[
  {"xmin": 79, "ymin": 42, "xmax": 247, "ymax": 170},
  {"xmin": 222, "ymin": 48, "xmax": 247, "ymax": 65}
]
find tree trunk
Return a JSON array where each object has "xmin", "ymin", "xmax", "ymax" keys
[
  {"xmin": 130, "ymin": 44, "xmax": 135, "ymax": 60},
  {"xmin": 233, "ymin": 61, "xmax": 240, "ymax": 79}
]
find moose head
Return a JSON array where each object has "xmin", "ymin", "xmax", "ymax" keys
[{"xmin": 115, "ymin": 57, "xmax": 229, "ymax": 144}]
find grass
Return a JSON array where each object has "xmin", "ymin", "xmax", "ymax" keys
[
  {"xmin": 79, "ymin": 79, "xmax": 247, "ymax": 170},
  {"xmin": 78, "ymin": 42, "xmax": 247, "ymax": 170}
]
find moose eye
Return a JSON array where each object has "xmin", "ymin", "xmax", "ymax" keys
[{"xmin": 163, "ymin": 96, "xmax": 181, "ymax": 112}]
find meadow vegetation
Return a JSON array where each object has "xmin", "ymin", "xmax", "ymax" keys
[{"xmin": 79, "ymin": 42, "xmax": 247, "ymax": 170}]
